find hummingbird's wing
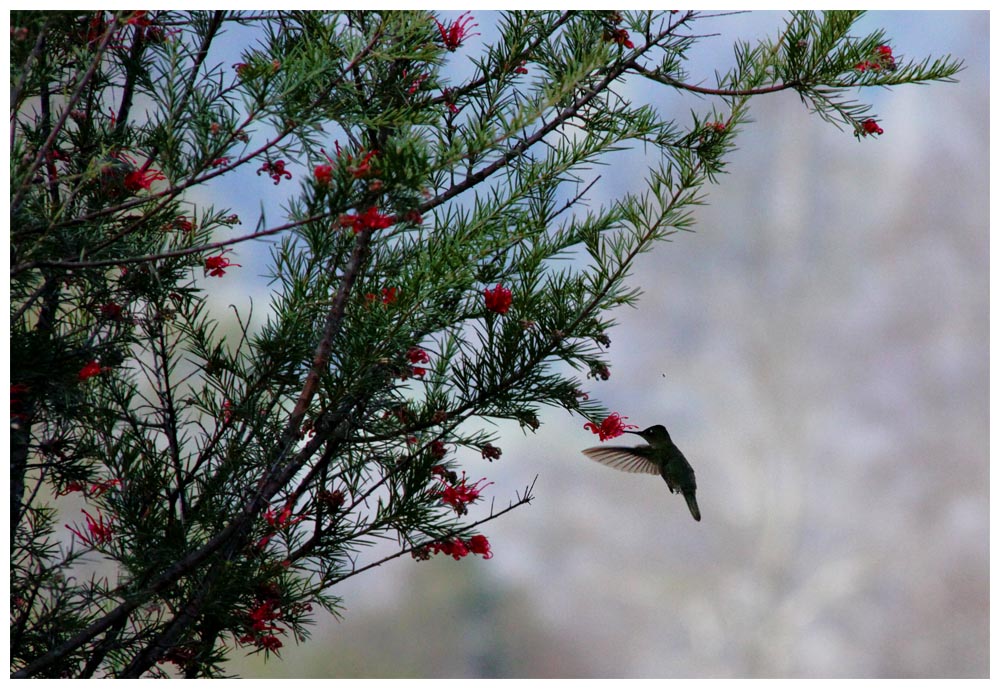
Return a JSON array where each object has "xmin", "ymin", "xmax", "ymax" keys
[{"xmin": 581, "ymin": 446, "xmax": 660, "ymax": 475}]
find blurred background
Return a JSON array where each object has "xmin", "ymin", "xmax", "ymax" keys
[{"xmin": 218, "ymin": 11, "xmax": 988, "ymax": 678}]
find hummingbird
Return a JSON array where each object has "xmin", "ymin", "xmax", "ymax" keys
[{"xmin": 582, "ymin": 425, "xmax": 701, "ymax": 521}]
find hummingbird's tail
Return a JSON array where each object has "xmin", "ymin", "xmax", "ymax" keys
[{"xmin": 683, "ymin": 491, "xmax": 701, "ymax": 521}]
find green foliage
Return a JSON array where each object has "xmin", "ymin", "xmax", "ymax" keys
[{"xmin": 9, "ymin": 9, "xmax": 960, "ymax": 678}]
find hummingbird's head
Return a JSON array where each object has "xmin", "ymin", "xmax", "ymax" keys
[{"xmin": 626, "ymin": 424, "xmax": 672, "ymax": 443}]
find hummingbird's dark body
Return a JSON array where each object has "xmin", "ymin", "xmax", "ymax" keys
[{"xmin": 582, "ymin": 424, "xmax": 701, "ymax": 521}]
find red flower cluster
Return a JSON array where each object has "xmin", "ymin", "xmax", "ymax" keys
[
  {"xmin": 124, "ymin": 10, "xmax": 153, "ymax": 28},
  {"xmin": 339, "ymin": 206, "xmax": 394, "ymax": 234},
  {"xmin": 605, "ymin": 28, "xmax": 634, "ymax": 49},
  {"xmin": 430, "ymin": 439, "xmax": 448, "ymax": 459},
  {"xmin": 366, "ymin": 286, "xmax": 398, "ymax": 305},
  {"xmin": 205, "ymin": 253, "xmax": 240, "ymax": 277},
  {"xmin": 169, "ymin": 217, "xmax": 194, "ymax": 233},
  {"xmin": 406, "ymin": 71, "xmax": 430, "ymax": 94},
  {"xmin": 860, "ymin": 119, "xmax": 884, "ymax": 136},
  {"xmin": 258, "ymin": 159, "xmax": 292, "ymax": 185},
  {"xmin": 434, "ymin": 472, "xmax": 492, "ymax": 515},
  {"xmin": 239, "ymin": 596, "xmax": 287, "ymax": 653},
  {"xmin": 79, "ymin": 360, "xmax": 107, "ymax": 381},
  {"xmin": 434, "ymin": 12, "xmax": 478, "ymax": 52},
  {"xmin": 257, "ymin": 503, "xmax": 305, "ymax": 549},
  {"xmin": 107, "ymin": 151, "xmax": 164, "ymax": 193},
  {"xmin": 313, "ymin": 163, "xmax": 333, "ymax": 185},
  {"xmin": 406, "ymin": 346, "xmax": 430, "ymax": 378},
  {"xmin": 514, "ymin": 60, "xmax": 528, "ymax": 75},
  {"xmin": 98, "ymin": 302, "xmax": 123, "ymax": 320},
  {"xmin": 584, "ymin": 412, "xmax": 638, "ymax": 441},
  {"xmin": 347, "ymin": 149, "xmax": 378, "ymax": 178},
  {"xmin": 412, "ymin": 534, "xmax": 493, "ymax": 561},
  {"xmin": 441, "ymin": 88, "xmax": 461, "ymax": 115},
  {"xmin": 315, "ymin": 143, "xmax": 379, "ymax": 184},
  {"xmin": 484, "ymin": 283, "xmax": 512, "ymax": 314},
  {"xmin": 67, "ymin": 509, "xmax": 114, "ymax": 547},
  {"xmin": 60, "ymin": 477, "xmax": 121, "ymax": 497},
  {"xmin": 855, "ymin": 45, "xmax": 896, "ymax": 72},
  {"xmin": 124, "ymin": 165, "xmax": 165, "ymax": 192}
]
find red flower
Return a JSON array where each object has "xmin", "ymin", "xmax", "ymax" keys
[
  {"xmin": 347, "ymin": 149, "xmax": 378, "ymax": 179},
  {"xmin": 79, "ymin": 360, "xmax": 105, "ymax": 381},
  {"xmin": 442, "ymin": 89, "xmax": 461, "ymax": 115},
  {"xmin": 58, "ymin": 481, "xmax": 86, "ymax": 496},
  {"xmin": 67, "ymin": 509, "xmax": 114, "ymax": 547},
  {"xmin": 875, "ymin": 45, "xmax": 896, "ymax": 69},
  {"xmin": 406, "ymin": 71, "xmax": 430, "ymax": 94},
  {"xmin": 434, "ymin": 11, "xmax": 479, "ymax": 52},
  {"xmin": 125, "ymin": 10, "xmax": 153, "ymax": 28},
  {"xmin": 170, "ymin": 217, "xmax": 194, "ymax": 232},
  {"xmin": 211, "ymin": 156, "xmax": 231, "ymax": 168},
  {"xmin": 124, "ymin": 165, "xmax": 165, "ymax": 192},
  {"xmin": 258, "ymin": 159, "xmax": 292, "ymax": 185},
  {"xmin": 406, "ymin": 346, "xmax": 431, "ymax": 379},
  {"xmin": 484, "ymin": 284, "xmax": 512, "ymax": 314},
  {"xmin": 98, "ymin": 302, "xmax": 123, "ymax": 320},
  {"xmin": 257, "ymin": 503, "xmax": 305, "ymax": 548},
  {"xmin": 861, "ymin": 119, "xmax": 884, "ymax": 136},
  {"xmin": 413, "ymin": 535, "xmax": 494, "ymax": 561},
  {"xmin": 257, "ymin": 634, "xmax": 283, "ymax": 651},
  {"xmin": 514, "ymin": 60, "xmax": 528, "ymax": 75},
  {"xmin": 89, "ymin": 478, "xmax": 122, "ymax": 496},
  {"xmin": 856, "ymin": 45, "xmax": 896, "ymax": 73},
  {"xmin": 584, "ymin": 412, "xmax": 638, "ymax": 441},
  {"xmin": 248, "ymin": 599, "xmax": 281, "ymax": 632},
  {"xmin": 239, "ymin": 596, "xmax": 288, "ymax": 652},
  {"xmin": 314, "ymin": 163, "xmax": 333, "ymax": 185},
  {"xmin": 605, "ymin": 28, "xmax": 634, "ymax": 49},
  {"xmin": 380, "ymin": 287, "xmax": 398, "ymax": 304},
  {"xmin": 84, "ymin": 12, "xmax": 109, "ymax": 46},
  {"xmin": 467, "ymin": 534, "xmax": 493, "ymax": 559},
  {"xmin": 317, "ymin": 143, "xmax": 378, "ymax": 182},
  {"xmin": 264, "ymin": 504, "xmax": 302, "ymax": 530},
  {"xmin": 434, "ymin": 473, "xmax": 492, "ymax": 515},
  {"xmin": 407, "ymin": 347, "xmax": 431, "ymax": 365},
  {"xmin": 339, "ymin": 206, "xmax": 394, "ymax": 234},
  {"xmin": 205, "ymin": 253, "xmax": 241, "ymax": 277},
  {"xmin": 447, "ymin": 538, "xmax": 470, "ymax": 560}
]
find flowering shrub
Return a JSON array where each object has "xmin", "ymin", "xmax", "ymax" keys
[{"xmin": 8, "ymin": 9, "xmax": 959, "ymax": 678}]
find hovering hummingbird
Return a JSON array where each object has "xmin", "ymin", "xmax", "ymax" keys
[{"xmin": 582, "ymin": 424, "xmax": 701, "ymax": 521}]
